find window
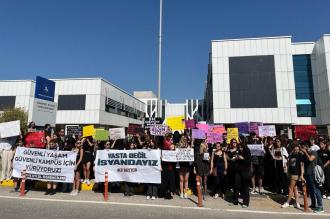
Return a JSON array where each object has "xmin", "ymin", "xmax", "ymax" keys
[
  {"xmin": 229, "ymin": 55, "xmax": 278, "ymax": 108},
  {"xmin": 293, "ymin": 55, "xmax": 316, "ymax": 117},
  {"xmin": 0, "ymin": 96, "xmax": 16, "ymax": 110},
  {"xmin": 58, "ymin": 95, "xmax": 86, "ymax": 110},
  {"xmin": 105, "ymin": 97, "xmax": 144, "ymax": 120}
]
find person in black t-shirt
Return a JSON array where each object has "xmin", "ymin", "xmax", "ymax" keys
[
  {"xmin": 281, "ymin": 142, "xmax": 304, "ymax": 209},
  {"xmin": 319, "ymin": 141, "xmax": 330, "ymax": 199}
]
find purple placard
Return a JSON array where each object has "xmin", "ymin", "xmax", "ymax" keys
[
  {"xmin": 207, "ymin": 132, "xmax": 223, "ymax": 143},
  {"xmin": 185, "ymin": 119, "xmax": 196, "ymax": 129},
  {"xmin": 235, "ymin": 122, "xmax": 250, "ymax": 135},
  {"xmin": 192, "ymin": 129, "xmax": 206, "ymax": 139},
  {"xmin": 196, "ymin": 124, "xmax": 209, "ymax": 132},
  {"xmin": 249, "ymin": 122, "xmax": 263, "ymax": 136}
]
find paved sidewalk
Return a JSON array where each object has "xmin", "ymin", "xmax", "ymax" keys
[{"xmin": 0, "ymin": 187, "xmax": 329, "ymax": 214}]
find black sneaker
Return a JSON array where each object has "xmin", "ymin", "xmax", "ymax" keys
[
  {"xmin": 313, "ymin": 207, "xmax": 324, "ymax": 213},
  {"xmin": 44, "ymin": 190, "xmax": 51, "ymax": 195},
  {"xmin": 50, "ymin": 190, "xmax": 56, "ymax": 195}
]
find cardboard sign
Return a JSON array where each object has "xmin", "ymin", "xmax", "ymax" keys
[
  {"xmin": 150, "ymin": 125, "xmax": 168, "ymax": 136},
  {"xmin": 83, "ymin": 125, "xmax": 95, "ymax": 137},
  {"xmin": 166, "ymin": 116, "xmax": 185, "ymax": 131},
  {"xmin": 128, "ymin": 124, "xmax": 143, "ymax": 135},
  {"xmin": 248, "ymin": 144, "xmax": 265, "ymax": 156},
  {"xmin": 207, "ymin": 132, "xmax": 223, "ymax": 144},
  {"xmin": 211, "ymin": 125, "xmax": 226, "ymax": 134},
  {"xmin": 144, "ymin": 118, "xmax": 163, "ymax": 129},
  {"xmin": 161, "ymin": 149, "xmax": 194, "ymax": 162},
  {"xmin": 196, "ymin": 123, "xmax": 210, "ymax": 132},
  {"xmin": 192, "ymin": 129, "xmax": 206, "ymax": 139},
  {"xmin": 235, "ymin": 122, "xmax": 250, "ymax": 135},
  {"xmin": 226, "ymin": 128, "xmax": 239, "ymax": 143},
  {"xmin": 95, "ymin": 129, "xmax": 110, "ymax": 141},
  {"xmin": 109, "ymin": 128, "xmax": 125, "ymax": 140},
  {"xmin": 0, "ymin": 120, "xmax": 20, "ymax": 138},
  {"xmin": 185, "ymin": 120, "xmax": 196, "ymax": 129},
  {"xmin": 25, "ymin": 131, "xmax": 46, "ymax": 148},
  {"xmin": 258, "ymin": 125, "xmax": 276, "ymax": 137},
  {"xmin": 294, "ymin": 125, "xmax": 317, "ymax": 141},
  {"xmin": 65, "ymin": 125, "xmax": 82, "ymax": 136}
]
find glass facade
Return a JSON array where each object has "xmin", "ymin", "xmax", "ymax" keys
[{"xmin": 293, "ymin": 55, "xmax": 316, "ymax": 117}]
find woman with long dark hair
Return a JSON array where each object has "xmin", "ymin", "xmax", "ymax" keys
[
  {"xmin": 271, "ymin": 138, "xmax": 288, "ymax": 194},
  {"xmin": 70, "ymin": 140, "xmax": 83, "ymax": 196},
  {"xmin": 81, "ymin": 136, "xmax": 94, "ymax": 185},
  {"xmin": 210, "ymin": 142, "xmax": 227, "ymax": 199},
  {"xmin": 232, "ymin": 142, "xmax": 251, "ymax": 208}
]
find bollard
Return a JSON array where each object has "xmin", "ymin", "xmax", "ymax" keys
[
  {"xmin": 20, "ymin": 170, "xmax": 26, "ymax": 197},
  {"xmin": 104, "ymin": 172, "xmax": 109, "ymax": 201},
  {"xmin": 196, "ymin": 175, "xmax": 203, "ymax": 207},
  {"xmin": 302, "ymin": 182, "xmax": 310, "ymax": 212}
]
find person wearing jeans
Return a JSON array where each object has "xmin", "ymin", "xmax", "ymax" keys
[{"xmin": 301, "ymin": 142, "xmax": 323, "ymax": 213}]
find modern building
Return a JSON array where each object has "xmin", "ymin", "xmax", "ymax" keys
[
  {"xmin": 0, "ymin": 78, "xmax": 145, "ymax": 129},
  {"xmin": 204, "ymin": 34, "xmax": 330, "ymax": 135},
  {"xmin": 133, "ymin": 91, "xmax": 203, "ymax": 121}
]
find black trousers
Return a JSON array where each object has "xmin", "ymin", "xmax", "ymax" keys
[
  {"xmin": 213, "ymin": 172, "xmax": 226, "ymax": 195},
  {"xmin": 146, "ymin": 184, "xmax": 159, "ymax": 197},
  {"xmin": 161, "ymin": 165, "xmax": 175, "ymax": 194},
  {"xmin": 322, "ymin": 166, "xmax": 330, "ymax": 195},
  {"xmin": 233, "ymin": 170, "xmax": 251, "ymax": 206},
  {"xmin": 125, "ymin": 182, "xmax": 135, "ymax": 194},
  {"xmin": 274, "ymin": 160, "xmax": 287, "ymax": 194}
]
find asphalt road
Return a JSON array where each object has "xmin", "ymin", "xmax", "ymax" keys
[{"xmin": 0, "ymin": 195, "xmax": 329, "ymax": 219}]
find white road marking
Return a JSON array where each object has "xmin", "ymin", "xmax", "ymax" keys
[{"xmin": 0, "ymin": 194, "xmax": 329, "ymax": 217}]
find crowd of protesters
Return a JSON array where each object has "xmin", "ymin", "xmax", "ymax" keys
[{"xmin": 0, "ymin": 121, "xmax": 329, "ymax": 213}]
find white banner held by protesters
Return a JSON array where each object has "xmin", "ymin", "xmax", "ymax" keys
[
  {"xmin": 150, "ymin": 124, "xmax": 168, "ymax": 136},
  {"xmin": 247, "ymin": 144, "xmax": 265, "ymax": 156},
  {"xmin": 162, "ymin": 148, "xmax": 194, "ymax": 162},
  {"xmin": 0, "ymin": 120, "xmax": 20, "ymax": 138},
  {"xmin": 12, "ymin": 147, "xmax": 77, "ymax": 183},
  {"xmin": 94, "ymin": 149, "xmax": 161, "ymax": 183}
]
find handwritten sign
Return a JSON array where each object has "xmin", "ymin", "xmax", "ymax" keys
[
  {"xmin": 258, "ymin": 125, "xmax": 276, "ymax": 137},
  {"xmin": 207, "ymin": 132, "xmax": 223, "ymax": 143},
  {"xmin": 211, "ymin": 125, "xmax": 226, "ymax": 134},
  {"xmin": 192, "ymin": 129, "xmax": 206, "ymax": 139},
  {"xmin": 161, "ymin": 149, "xmax": 194, "ymax": 162},
  {"xmin": 226, "ymin": 128, "xmax": 239, "ymax": 143},
  {"xmin": 235, "ymin": 122, "xmax": 250, "ymax": 135},
  {"xmin": 95, "ymin": 129, "xmax": 110, "ymax": 141},
  {"xmin": 247, "ymin": 144, "xmax": 265, "ymax": 156},
  {"xmin": 0, "ymin": 120, "xmax": 20, "ymax": 138},
  {"xmin": 109, "ymin": 128, "xmax": 126, "ymax": 140},
  {"xmin": 150, "ymin": 125, "xmax": 168, "ymax": 136}
]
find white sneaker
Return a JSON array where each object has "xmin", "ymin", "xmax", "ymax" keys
[
  {"xmin": 180, "ymin": 193, "xmax": 184, "ymax": 199},
  {"xmin": 151, "ymin": 196, "xmax": 156, "ymax": 200},
  {"xmin": 251, "ymin": 189, "xmax": 257, "ymax": 194},
  {"xmin": 327, "ymin": 196, "xmax": 330, "ymax": 200},
  {"xmin": 214, "ymin": 193, "xmax": 219, "ymax": 199},
  {"xmin": 86, "ymin": 179, "xmax": 91, "ymax": 185},
  {"xmin": 146, "ymin": 196, "xmax": 150, "ymax": 200},
  {"xmin": 294, "ymin": 203, "xmax": 301, "ymax": 209},
  {"xmin": 184, "ymin": 193, "xmax": 188, "ymax": 199},
  {"xmin": 281, "ymin": 202, "xmax": 290, "ymax": 208},
  {"xmin": 322, "ymin": 195, "xmax": 327, "ymax": 199},
  {"xmin": 259, "ymin": 187, "xmax": 264, "ymax": 194},
  {"xmin": 72, "ymin": 190, "xmax": 78, "ymax": 196}
]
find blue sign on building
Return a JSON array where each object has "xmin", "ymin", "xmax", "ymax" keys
[{"xmin": 35, "ymin": 76, "xmax": 55, "ymax": 102}]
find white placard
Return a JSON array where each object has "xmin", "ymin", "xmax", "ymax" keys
[
  {"xmin": 150, "ymin": 124, "xmax": 168, "ymax": 136},
  {"xmin": 94, "ymin": 149, "xmax": 161, "ymax": 183},
  {"xmin": 109, "ymin": 128, "xmax": 125, "ymax": 140},
  {"xmin": 161, "ymin": 148, "xmax": 194, "ymax": 162},
  {"xmin": 12, "ymin": 147, "xmax": 77, "ymax": 183},
  {"xmin": 247, "ymin": 144, "xmax": 265, "ymax": 156},
  {"xmin": 258, "ymin": 125, "xmax": 276, "ymax": 137},
  {"xmin": 0, "ymin": 120, "xmax": 20, "ymax": 138}
]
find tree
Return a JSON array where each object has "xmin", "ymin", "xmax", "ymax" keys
[{"xmin": 0, "ymin": 108, "xmax": 28, "ymax": 134}]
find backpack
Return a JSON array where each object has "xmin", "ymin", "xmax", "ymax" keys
[{"xmin": 313, "ymin": 165, "xmax": 325, "ymax": 187}]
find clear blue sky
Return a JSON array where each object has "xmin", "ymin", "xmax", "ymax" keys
[{"xmin": 0, "ymin": 0, "xmax": 329, "ymax": 102}]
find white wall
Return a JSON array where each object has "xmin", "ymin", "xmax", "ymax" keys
[{"xmin": 211, "ymin": 36, "xmax": 297, "ymax": 124}]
